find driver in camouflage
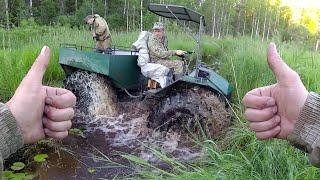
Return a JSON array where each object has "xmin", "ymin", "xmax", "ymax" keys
[
  {"xmin": 84, "ymin": 14, "xmax": 112, "ymax": 53},
  {"xmin": 148, "ymin": 22, "xmax": 186, "ymax": 74}
]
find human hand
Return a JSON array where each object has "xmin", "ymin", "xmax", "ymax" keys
[
  {"xmin": 175, "ymin": 50, "xmax": 186, "ymax": 57},
  {"xmin": 6, "ymin": 46, "xmax": 76, "ymax": 144},
  {"xmin": 242, "ymin": 43, "xmax": 308, "ymax": 140}
]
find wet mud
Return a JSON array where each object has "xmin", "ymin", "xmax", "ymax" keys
[{"xmin": 5, "ymin": 72, "xmax": 231, "ymax": 179}]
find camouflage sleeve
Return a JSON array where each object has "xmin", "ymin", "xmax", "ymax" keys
[
  {"xmin": 148, "ymin": 38, "xmax": 176, "ymax": 59},
  {"xmin": 0, "ymin": 103, "xmax": 24, "ymax": 173},
  {"xmin": 95, "ymin": 24, "xmax": 106, "ymax": 36},
  {"xmin": 104, "ymin": 22, "xmax": 111, "ymax": 37},
  {"xmin": 287, "ymin": 92, "xmax": 320, "ymax": 167}
]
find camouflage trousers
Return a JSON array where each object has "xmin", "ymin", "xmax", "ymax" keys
[
  {"xmin": 95, "ymin": 38, "xmax": 112, "ymax": 51},
  {"xmin": 155, "ymin": 59, "xmax": 184, "ymax": 74}
]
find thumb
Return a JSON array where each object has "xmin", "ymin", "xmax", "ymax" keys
[
  {"xmin": 25, "ymin": 46, "xmax": 50, "ymax": 83},
  {"xmin": 267, "ymin": 43, "xmax": 294, "ymax": 84}
]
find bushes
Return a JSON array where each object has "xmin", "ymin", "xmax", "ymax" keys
[
  {"xmin": 34, "ymin": 0, "xmax": 59, "ymax": 25},
  {"xmin": 281, "ymin": 24, "xmax": 310, "ymax": 43}
]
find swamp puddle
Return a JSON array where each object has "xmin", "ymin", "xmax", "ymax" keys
[{"xmin": 5, "ymin": 93, "xmax": 206, "ymax": 179}]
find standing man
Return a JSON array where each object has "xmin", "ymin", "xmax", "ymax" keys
[
  {"xmin": 84, "ymin": 14, "xmax": 112, "ymax": 53},
  {"xmin": 148, "ymin": 22, "xmax": 186, "ymax": 74}
]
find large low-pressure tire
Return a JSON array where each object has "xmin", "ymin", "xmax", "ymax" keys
[
  {"xmin": 147, "ymin": 85, "xmax": 231, "ymax": 139},
  {"xmin": 63, "ymin": 70, "xmax": 118, "ymax": 117}
]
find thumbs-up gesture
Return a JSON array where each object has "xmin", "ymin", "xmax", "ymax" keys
[
  {"xmin": 6, "ymin": 46, "xmax": 76, "ymax": 144},
  {"xmin": 242, "ymin": 43, "xmax": 308, "ymax": 140}
]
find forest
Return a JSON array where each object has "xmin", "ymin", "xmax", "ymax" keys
[{"xmin": 1, "ymin": 0, "xmax": 320, "ymax": 45}]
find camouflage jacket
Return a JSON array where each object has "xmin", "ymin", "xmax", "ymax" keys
[
  {"xmin": 147, "ymin": 33, "xmax": 176, "ymax": 63},
  {"xmin": 287, "ymin": 92, "xmax": 320, "ymax": 167},
  {"xmin": 93, "ymin": 16, "xmax": 111, "ymax": 41},
  {"xmin": 0, "ymin": 103, "xmax": 23, "ymax": 176}
]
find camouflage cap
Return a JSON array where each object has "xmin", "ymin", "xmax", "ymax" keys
[
  {"xmin": 93, "ymin": 14, "xmax": 100, "ymax": 18},
  {"xmin": 84, "ymin": 15, "xmax": 94, "ymax": 23},
  {"xmin": 152, "ymin": 22, "xmax": 165, "ymax": 30},
  {"xmin": 84, "ymin": 14, "xmax": 100, "ymax": 23}
]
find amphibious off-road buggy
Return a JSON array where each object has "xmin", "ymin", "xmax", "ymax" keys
[{"xmin": 59, "ymin": 4, "xmax": 233, "ymax": 138}]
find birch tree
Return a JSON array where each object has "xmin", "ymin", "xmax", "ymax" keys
[
  {"xmin": 5, "ymin": 0, "xmax": 9, "ymax": 30},
  {"xmin": 29, "ymin": 0, "xmax": 33, "ymax": 16},
  {"xmin": 60, "ymin": 0, "xmax": 65, "ymax": 15},
  {"xmin": 140, "ymin": 0, "xmax": 143, "ymax": 31}
]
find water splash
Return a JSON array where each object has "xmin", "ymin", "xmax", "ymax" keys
[
  {"xmin": 64, "ymin": 71, "xmax": 118, "ymax": 117},
  {"xmin": 75, "ymin": 104, "xmax": 204, "ymax": 163},
  {"xmin": 64, "ymin": 71, "xmax": 205, "ymax": 162}
]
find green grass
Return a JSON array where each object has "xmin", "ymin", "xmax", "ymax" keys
[{"xmin": 1, "ymin": 25, "xmax": 320, "ymax": 179}]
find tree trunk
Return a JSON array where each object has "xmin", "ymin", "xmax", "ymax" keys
[
  {"xmin": 30, "ymin": 0, "xmax": 33, "ymax": 16},
  {"xmin": 235, "ymin": 0, "xmax": 244, "ymax": 36},
  {"xmin": 159, "ymin": 0, "xmax": 161, "ymax": 22},
  {"xmin": 124, "ymin": 0, "xmax": 126, "ymax": 14},
  {"xmin": 75, "ymin": 0, "xmax": 77, "ymax": 11},
  {"xmin": 127, "ymin": 0, "xmax": 129, "ymax": 33},
  {"xmin": 255, "ymin": 17, "xmax": 260, "ymax": 37},
  {"xmin": 60, "ymin": 0, "xmax": 65, "ymax": 15},
  {"xmin": 262, "ymin": 12, "xmax": 267, "ymax": 41},
  {"xmin": 266, "ymin": 15, "xmax": 271, "ymax": 41},
  {"xmin": 251, "ymin": 14, "xmax": 255, "ymax": 39},
  {"xmin": 5, "ymin": 0, "xmax": 9, "ymax": 30},
  {"xmin": 212, "ymin": 0, "xmax": 216, "ymax": 37},
  {"xmin": 226, "ymin": 4, "xmax": 231, "ymax": 36},
  {"xmin": 242, "ymin": 10, "xmax": 246, "ymax": 36},
  {"xmin": 91, "ymin": 2, "xmax": 93, "ymax": 16},
  {"xmin": 316, "ymin": 39, "xmax": 319, "ymax": 51},
  {"xmin": 218, "ymin": 9, "xmax": 224, "ymax": 39},
  {"xmin": 104, "ymin": 0, "xmax": 108, "ymax": 18},
  {"xmin": 140, "ymin": 0, "xmax": 143, "ymax": 31},
  {"xmin": 274, "ymin": 9, "xmax": 281, "ymax": 36},
  {"xmin": 133, "ymin": 6, "xmax": 135, "ymax": 30},
  {"xmin": 223, "ymin": 7, "xmax": 228, "ymax": 37},
  {"xmin": 218, "ymin": 1, "xmax": 226, "ymax": 38}
]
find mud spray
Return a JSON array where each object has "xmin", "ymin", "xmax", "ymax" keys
[
  {"xmin": 19, "ymin": 72, "xmax": 230, "ymax": 179},
  {"xmin": 67, "ymin": 72, "xmax": 206, "ymax": 162}
]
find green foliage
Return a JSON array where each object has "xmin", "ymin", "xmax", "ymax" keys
[
  {"xmin": 8, "ymin": 0, "xmax": 29, "ymax": 27},
  {"xmin": 34, "ymin": 0, "xmax": 59, "ymax": 25},
  {"xmin": 57, "ymin": 15, "xmax": 71, "ymax": 27},
  {"xmin": 282, "ymin": 25, "xmax": 310, "ymax": 42},
  {"xmin": 1, "ymin": 0, "xmax": 320, "ymax": 43},
  {"xmin": 10, "ymin": 162, "xmax": 25, "ymax": 171},
  {"xmin": 69, "ymin": 128, "xmax": 86, "ymax": 138},
  {"xmin": 2, "ymin": 170, "xmax": 35, "ymax": 180},
  {"xmin": 33, "ymin": 154, "xmax": 49, "ymax": 162},
  {"xmin": 87, "ymin": 167, "xmax": 97, "ymax": 174},
  {"xmin": 2, "ymin": 170, "xmax": 13, "ymax": 177},
  {"xmin": 72, "ymin": 1, "xmax": 105, "ymax": 28}
]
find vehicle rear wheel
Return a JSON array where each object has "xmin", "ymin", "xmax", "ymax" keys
[{"xmin": 147, "ymin": 85, "xmax": 231, "ymax": 139}]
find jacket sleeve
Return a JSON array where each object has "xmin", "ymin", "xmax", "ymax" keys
[
  {"xmin": 148, "ymin": 38, "xmax": 176, "ymax": 60},
  {"xmin": 287, "ymin": 92, "xmax": 320, "ymax": 167},
  {"xmin": 95, "ymin": 25, "xmax": 106, "ymax": 36},
  {"xmin": 95, "ymin": 19, "xmax": 107, "ymax": 36},
  {"xmin": 0, "ymin": 103, "xmax": 24, "ymax": 172}
]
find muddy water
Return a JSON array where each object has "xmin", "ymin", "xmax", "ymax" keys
[
  {"xmin": 24, "ymin": 74, "xmax": 207, "ymax": 179},
  {"xmin": 29, "ymin": 103, "xmax": 203, "ymax": 179}
]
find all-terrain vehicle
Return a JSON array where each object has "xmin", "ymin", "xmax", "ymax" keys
[{"xmin": 59, "ymin": 4, "xmax": 233, "ymax": 138}]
